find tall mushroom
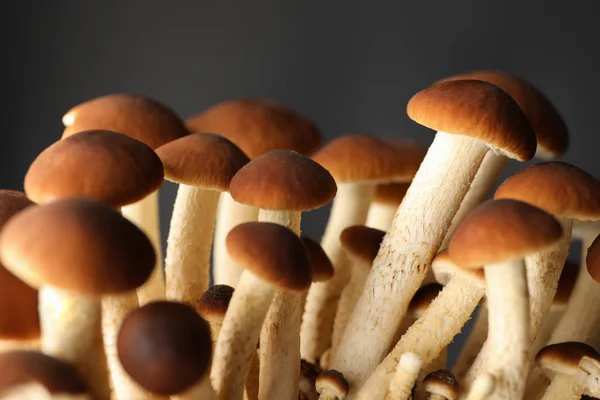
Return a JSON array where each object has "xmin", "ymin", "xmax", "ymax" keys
[
  {"xmin": 196, "ymin": 284, "xmax": 235, "ymax": 347},
  {"xmin": 155, "ymin": 133, "xmax": 250, "ymax": 304},
  {"xmin": 0, "ymin": 199, "xmax": 155, "ymax": 399},
  {"xmin": 62, "ymin": 93, "xmax": 190, "ymax": 304},
  {"xmin": 365, "ymin": 182, "xmax": 410, "ymax": 231},
  {"xmin": 187, "ymin": 98, "xmax": 322, "ymax": 288},
  {"xmin": 331, "ymin": 80, "xmax": 535, "ymax": 390},
  {"xmin": 302, "ymin": 134, "xmax": 424, "ymax": 363}
]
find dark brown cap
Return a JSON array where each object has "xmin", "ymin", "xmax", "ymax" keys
[
  {"xmin": 436, "ymin": 70, "xmax": 568, "ymax": 159},
  {"xmin": 423, "ymin": 369, "xmax": 459, "ymax": 400},
  {"xmin": 186, "ymin": 98, "xmax": 321, "ymax": 159},
  {"xmin": 25, "ymin": 130, "xmax": 164, "ymax": 207},
  {"xmin": 373, "ymin": 182, "xmax": 411, "ymax": 206},
  {"xmin": 408, "ymin": 283, "xmax": 443, "ymax": 316},
  {"xmin": 315, "ymin": 370, "xmax": 349, "ymax": 398},
  {"xmin": 195, "ymin": 285, "xmax": 234, "ymax": 320},
  {"xmin": 0, "ymin": 351, "xmax": 88, "ymax": 396},
  {"xmin": 62, "ymin": 93, "xmax": 189, "ymax": 149},
  {"xmin": 301, "ymin": 235, "xmax": 334, "ymax": 282},
  {"xmin": 431, "ymin": 250, "xmax": 485, "ymax": 287},
  {"xmin": 340, "ymin": 225, "xmax": 385, "ymax": 265},
  {"xmin": 155, "ymin": 133, "xmax": 250, "ymax": 189},
  {"xmin": 587, "ymin": 234, "xmax": 600, "ymax": 283},
  {"xmin": 311, "ymin": 134, "xmax": 425, "ymax": 183},
  {"xmin": 117, "ymin": 301, "xmax": 212, "ymax": 395},
  {"xmin": 0, "ymin": 198, "xmax": 155, "ymax": 296},
  {"xmin": 407, "ymin": 80, "xmax": 536, "ymax": 161},
  {"xmin": 536, "ymin": 342, "xmax": 600, "ymax": 376},
  {"xmin": 448, "ymin": 199, "xmax": 562, "ymax": 268},
  {"xmin": 494, "ymin": 162, "xmax": 600, "ymax": 220},
  {"xmin": 226, "ymin": 222, "xmax": 312, "ymax": 291},
  {"xmin": 229, "ymin": 150, "xmax": 337, "ymax": 211},
  {"xmin": 553, "ymin": 261, "xmax": 579, "ymax": 308}
]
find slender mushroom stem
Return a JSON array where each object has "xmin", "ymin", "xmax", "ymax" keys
[
  {"xmin": 541, "ymin": 373, "xmax": 585, "ymax": 400},
  {"xmin": 452, "ymin": 305, "xmax": 488, "ymax": 380},
  {"xmin": 165, "ymin": 184, "xmax": 221, "ymax": 304},
  {"xmin": 365, "ymin": 202, "xmax": 397, "ymax": 232},
  {"xmin": 387, "ymin": 352, "xmax": 422, "ymax": 400},
  {"xmin": 244, "ymin": 349, "xmax": 260, "ymax": 400},
  {"xmin": 258, "ymin": 209, "xmax": 301, "ymax": 234},
  {"xmin": 465, "ymin": 373, "xmax": 495, "ymax": 400}
]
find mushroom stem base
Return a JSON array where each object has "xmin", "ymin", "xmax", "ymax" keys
[
  {"xmin": 541, "ymin": 373, "xmax": 584, "ymax": 400},
  {"xmin": 387, "ymin": 352, "xmax": 422, "ymax": 400}
]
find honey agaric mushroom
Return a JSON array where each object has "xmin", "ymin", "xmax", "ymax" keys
[
  {"xmin": 422, "ymin": 369, "xmax": 459, "ymax": 400},
  {"xmin": 302, "ymin": 134, "xmax": 424, "ymax": 363},
  {"xmin": 332, "ymin": 80, "xmax": 535, "ymax": 391},
  {"xmin": 156, "ymin": 133, "xmax": 250, "ymax": 304},
  {"xmin": 196, "ymin": 284, "xmax": 235, "ymax": 346},
  {"xmin": 211, "ymin": 222, "xmax": 312, "ymax": 400},
  {"xmin": 0, "ymin": 199, "xmax": 155, "ymax": 399},
  {"xmin": 365, "ymin": 182, "xmax": 410, "ymax": 231},
  {"xmin": 118, "ymin": 301, "xmax": 215, "ymax": 400},
  {"xmin": 62, "ymin": 93, "xmax": 190, "ymax": 304},
  {"xmin": 187, "ymin": 98, "xmax": 322, "ymax": 288},
  {"xmin": 316, "ymin": 370, "xmax": 349, "ymax": 400},
  {"xmin": 387, "ymin": 352, "xmax": 422, "ymax": 400}
]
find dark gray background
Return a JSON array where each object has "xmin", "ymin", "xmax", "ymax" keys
[{"xmin": 2, "ymin": 0, "xmax": 597, "ymax": 364}]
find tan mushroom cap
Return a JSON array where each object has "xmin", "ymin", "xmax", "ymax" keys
[
  {"xmin": 431, "ymin": 250, "xmax": 485, "ymax": 287},
  {"xmin": 25, "ymin": 130, "xmax": 164, "ymax": 207},
  {"xmin": 0, "ymin": 351, "xmax": 89, "ymax": 396},
  {"xmin": 62, "ymin": 93, "xmax": 189, "ymax": 149},
  {"xmin": 229, "ymin": 149, "xmax": 337, "ymax": 211},
  {"xmin": 315, "ymin": 370, "xmax": 350, "ymax": 398},
  {"xmin": 155, "ymin": 133, "xmax": 250, "ymax": 190},
  {"xmin": 340, "ymin": 225, "xmax": 386, "ymax": 265},
  {"xmin": 407, "ymin": 79, "xmax": 536, "ymax": 161},
  {"xmin": 195, "ymin": 285, "xmax": 234, "ymax": 320},
  {"xmin": 553, "ymin": 261, "xmax": 579, "ymax": 307},
  {"xmin": 408, "ymin": 283, "xmax": 444, "ymax": 316},
  {"xmin": 494, "ymin": 162, "xmax": 600, "ymax": 221},
  {"xmin": 448, "ymin": 199, "xmax": 563, "ymax": 268},
  {"xmin": 311, "ymin": 134, "xmax": 425, "ymax": 183},
  {"xmin": 536, "ymin": 342, "xmax": 600, "ymax": 376},
  {"xmin": 301, "ymin": 235, "xmax": 334, "ymax": 282},
  {"xmin": 185, "ymin": 98, "xmax": 321, "ymax": 159},
  {"xmin": 423, "ymin": 369, "xmax": 460, "ymax": 400},
  {"xmin": 586, "ymin": 234, "xmax": 600, "ymax": 283},
  {"xmin": 226, "ymin": 221, "xmax": 312, "ymax": 291},
  {"xmin": 373, "ymin": 182, "xmax": 411, "ymax": 206},
  {"xmin": 117, "ymin": 301, "xmax": 212, "ymax": 396},
  {"xmin": 436, "ymin": 70, "xmax": 568, "ymax": 159},
  {"xmin": 0, "ymin": 198, "xmax": 155, "ymax": 296}
]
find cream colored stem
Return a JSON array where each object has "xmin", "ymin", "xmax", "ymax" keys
[
  {"xmin": 244, "ymin": 350, "xmax": 260, "ymax": 400},
  {"xmin": 386, "ymin": 352, "xmax": 422, "ymax": 400},
  {"xmin": 258, "ymin": 209, "xmax": 301, "ymax": 235},
  {"xmin": 301, "ymin": 183, "xmax": 375, "ymax": 363},
  {"xmin": 122, "ymin": 191, "xmax": 165, "ymax": 305},
  {"xmin": 356, "ymin": 274, "xmax": 484, "ymax": 400},
  {"xmin": 0, "ymin": 383, "xmax": 94, "ymax": 400},
  {"xmin": 541, "ymin": 373, "xmax": 584, "ymax": 400},
  {"xmin": 165, "ymin": 184, "xmax": 220, "ymax": 305},
  {"xmin": 213, "ymin": 193, "xmax": 259, "ymax": 287},
  {"xmin": 173, "ymin": 376, "xmax": 217, "ymax": 400},
  {"xmin": 414, "ymin": 349, "xmax": 447, "ymax": 400},
  {"xmin": 465, "ymin": 373, "xmax": 495, "ymax": 400},
  {"xmin": 452, "ymin": 305, "xmax": 487, "ymax": 380},
  {"xmin": 483, "ymin": 259, "xmax": 530, "ymax": 400},
  {"xmin": 0, "ymin": 339, "xmax": 39, "ymax": 352},
  {"xmin": 39, "ymin": 286, "xmax": 110, "ymax": 400},
  {"xmin": 440, "ymin": 152, "xmax": 508, "ymax": 249},
  {"xmin": 428, "ymin": 395, "xmax": 444, "ymax": 400},
  {"xmin": 211, "ymin": 272, "xmax": 275, "ymax": 400},
  {"xmin": 366, "ymin": 202, "xmax": 397, "ymax": 232}
]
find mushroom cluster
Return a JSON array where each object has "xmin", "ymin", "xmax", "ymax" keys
[{"xmin": 0, "ymin": 73, "xmax": 599, "ymax": 400}]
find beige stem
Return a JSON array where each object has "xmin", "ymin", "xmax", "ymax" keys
[
  {"xmin": 258, "ymin": 209, "xmax": 301, "ymax": 235},
  {"xmin": 531, "ymin": 310, "xmax": 563, "ymax": 360},
  {"xmin": 452, "ymin": 305, "xmax": 488, "ymax": 380},
  {"xmin": 366, "ymin": 202, "xmax": 397, "ymax": 232},
  {"xmin": 165, "ymin": 184, "xmax": 220, "ymax": 305},
  {"xmin": 213, "ymin": 193, "xmax": 259, "ymax": 287},
  {"xmin": 465, "ymin": 373, "xmax": 495, "ymax": 400},
  {"xmin": 414, "ymin": 348, "xmax": 447, "ymax": 400},
  {"xmin": 173, "ymin": 376, "xmax": 217, "ymax": 400},
  {"xmin": 428, "ymin": 395, "xmax": 444, "ymax": 400},
  {"xmin": 244, "ymin": 350, "xmax": 260, "ymax": 400},
  {"xmin": 122, "ymin": 191, "xmax": 165, "ymax": 305},
  {"xmin": 522, "ymin": 366, "xmax": 550, "ymax": 400},
  {"xmin": 301, "ymin": 183, "xmax": 375, "ymax": 363},
  {"xmin": 440, "ymin": 152, "xmax": 508, "ymax": 249},
  {"xmin": 211, "ymin": 272, "xmax": 275, "ymax": 400},
  {"xmin": 39, "ymin": 286, "xmax": 110, "ymax": 400},
  {"xmin": 332, "ymin": 133, "xmax": 488, "ymax": 393},
  {"xmin": 541, "ymin": 373, "xmax": 584, "ymax": 400},
  {"xmin": 0, "ymin": 339, "xmax": 39, "ymax": 352},
  {"xmin": 0, "ymin": 383, "xmax": 94, "ymax": 400},
  {"xmin": 386, "ymin": 352, "xmax": 422, "ymax": 400},
  {"xmin": 483, "ymin": 259, "xmax": 530, "ymax": 400}
]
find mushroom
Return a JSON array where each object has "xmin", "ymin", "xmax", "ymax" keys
[
  {"xmin": 187, "ymin": 98, "xmax": 322, "ymax": 288},
  {"xmin": 316, "ymin": 370, "xmax": 349, "ymax": 400},
  {"xmin": 331, "ymin": 80, "xmax": 535, "ymax": 391},
  {"xmin": 62, "ymin": 93, "xmax": 190, "ymax": 304},
  {"xmin": 450, "ymin": 303, "xmax": 488, "ymax": 381},
  {"xmin": 117, "ymin": 301, "xmax": 215, "ymax": 400},
  {"xmin": 365, "ymin": 182, "xmax": 410, "ymax": 231},
  {"xmin": 155, "ymin": 133, "xmax": 250, "ymax": 304},
  {"xmin": 387, "ymin": 352, "xmax": 422, "ymax": 400},
  {"xmin": 195, "ymin": 284, "xmax": 235, "ymax": 346},
  {"xmin": 302, "ymin": 134, "xmax": 424, "ymax": 363},
  {"xmin": 211, "ymin": 221, "xmax": 312, "ymax": 400},
  {"xmin": 300, "ymin": 360, "xmax": 324, "ymax": 400},
  {"xmin": 422, "ymin": 370, "xmax": 459, "ymax": 400},
  {"xmin": 464, "ymin": 373, "xmax": 495, "ymax": 400}
]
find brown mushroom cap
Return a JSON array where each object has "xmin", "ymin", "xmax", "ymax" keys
[
  {"xmin": 185, "ymin": 98, "xmax": 321, "ymax": 159},
  {"xmin": 25, "ymin": 130, "xmax": 164, "ymax": 207},
  {"xmin": 340, "ymin": 225, "xmax": 386, "ymax": 265},
  {"xmin": 407, "ymin": 79, "xmax": 536, "ymax": 161},
  {"xmin": 372, "ymin": 182, "xmax": 411, "ymax": 207},
  {"xmin": 301, "ymin": 235, "xmax": 334, "ymax": 282},
  {"xmin": 0, "ymin": 351, "xmax": 89, "ymax": 396},
  {"xmin": 226, "ymin": 221, "xmax": 312, "ymax": 291},
  {"xmin": 315, "ymin": 370, "xmax": 350, "ymax": 398},
  {"xmin": 407, "ymin": 283, "xmax": 444, "ymax": 316},
  {"xmin": 586, "ymin": 234, "xmax": 600, "ymax": 283},
  {"xmin": 494, "ymin": 162, "xmax": 600, "ymax": 221},
  {"xmin": 311, "ymin": 134, "xmax": 425, "ymax": 183},
  {"xmin": 431, "ymin": 250, "xmax": 485, "ymax": 287},
  {"xmin": 436, "ymin": 70, "xmax": 568, "ymax": 159},
  {"xmin": 0, "ymin": 198, "xmax": 155, "ymax": 296},
  {"xmin": 536, "ymin": 342, "xmax": 600, "ymax": 376},
  {"xmin": 117, "ymin": 301, "xmax": 212, "ymax": 396},
  {"xmin": 448, "ymin": 199, "xmax": 563, "ymax": 268},
  {"xmin": 553, "ymin": 261, "xmax": 579, "ymax": 308},
  {"xmin": 229, "ymin": 149, "xmax": 337, "ymax": 211},
  {"xmin": 195, "ymin": 285, "xmax": 234, "ymax": 321},
  {"xmin": 423, "ymin": 369, "xmax": 459, "ymax": 400},
  {"xmin": 155, "ymin": 132, "xmax": 250, "ymax": 189},
  {"xmin": 62, "ymin": 93, "xmax": 189, "ymax": 149}
]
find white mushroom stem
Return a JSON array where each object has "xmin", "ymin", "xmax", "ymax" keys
[
  {"xmin": 301, "ymin": 183, "xmax": 375, "ymax": 363},
  {"xmin": 258, "ymin": 209, "xmax": 301, "ymax": 235},
  {"xmin": 211, "ymin": 272, "xmax": 275, "ymax": 400},
  {"xmin": 386, "ymin": 352, "xmax": 422, "ymax": 400},
  {"xmin": 165, "ymin": 184, "xmax": 221, "ymax": 305},
  {"xmin": 213, "ymin": 193, "xmax": 259, "ymax": 287},
  {"xmin": 121, "ymin": 190, "xmax": 165, "ymax": 305},
  {"xmin": 244, "ymin": 350, "xmax": 260, "ymax": 400},
  {"xmin": 465, "ymin": 373, "xmax": 495, "ymax": 400},
  {"xmin": 452, "ymin": 305, "xmax": 488, "ymax": 380},
  {"xmin": 356, "ymin": 275, "xmax": 484, "ymax": 400},
  {"xmin": 173, "ymin": 376, "xmax": 217, "ymax": 400},
  {"xmin": 365, "ymin": 202, "xmax": 397, "ymax": 232},
  {"xmin": 0, "ymin": 383, "xmax": 94, "ymax": 400},
  {"xmin": 332, "ymin": 132, "xmax": 489, "ymax": 392},
  {"xmin": 541, "ymin": 373, "xmax": 585, "ymax": 400},
  {"xmin": 39, "ymin": 286, "xmax": 110, "ymax": 400},
  {"xmin": 0, "ymin": 339, "xmax": 40, "ymax": 352}
]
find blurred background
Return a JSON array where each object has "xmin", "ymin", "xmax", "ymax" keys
[{"xmin": 2, "ymin": 0, "xmax": 598, "ymax": 363}]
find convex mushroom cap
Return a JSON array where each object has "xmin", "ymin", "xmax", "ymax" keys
[
  {"xmin": 432, "ymin": 250, "xmax": 485, "ymax": 288},
  {"xmin": 372, "ymin": 182, "xmax": 411, "ymax": 207},
  {"xmin": 422, "ymin": 369, "xmax": 459, "ymax": 400},
  {"xmin": 536, "ymin": 342, "xmax": 600, "ymax": 378},
  {"xmin": 340, "ymin": 225, "xmax": 386, "ymax": 265},
  {"xmin": 315, "ymin": 370, "xmax": 350, "ymax": 399},
  {"xmin": 586, "ymin": 234, "xmax": 600, "ymax": 283},
  {"xmin": 195, "ymin": 285, "xmax": 234, "ymax": 322},
  {"xmin": 301, "ymin": 235, "xmax": 335, "ymax": 282},
  {"xmin": 407, "ymin": 283, "xmax": 444, "ymax": 316}
]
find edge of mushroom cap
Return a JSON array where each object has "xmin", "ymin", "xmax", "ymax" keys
[
  {"xmin": 340, "ymin": 225, "xmax": 386, "ymax": 266},
  {"xmin": 587, "ymin": 234, "xmax": 600, "ymax": 283},
  {"xmin": 553, "ymin": 261, "xmax": 579, "ymax": 307},
  {"xmin": 431, "ymin": 250, "xmax": 485, "ymax": 287},
  {"xmin": 315, "ymin": 370, "xmax": 350, "ymax": 396},
  {"xmin": 300, "ymin": 235, "xmax": 334, "ymax": 282},
  {"xmin": 536, "ymin": 342, "xmax": 600, "ymax": 376},
  {"xmin": 407, "ymin": 283, "xmax": 444, "ymax": 316},
  {"xmin": 195, "ymin": 285, "xmax": 235, "ymax": 318},
  {"xmin": 423, "ymin": 369, "xmax": 459, "ymax": 399}
]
